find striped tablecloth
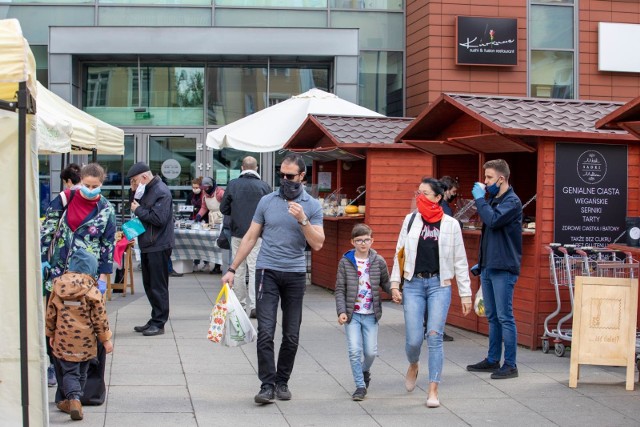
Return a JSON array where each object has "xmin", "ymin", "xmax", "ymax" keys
[{"xmin": 171, "ymin": 227, "xmax": 223, "ymax": 265}]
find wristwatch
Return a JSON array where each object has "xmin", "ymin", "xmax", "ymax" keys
[{"xmin": 299, "ymin": 218, "xmax": 309, "ymax": 226}]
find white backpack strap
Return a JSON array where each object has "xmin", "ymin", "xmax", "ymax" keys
[{"xmin": 59, "ymin": 191, "xmax": 68, "ymax": 207}]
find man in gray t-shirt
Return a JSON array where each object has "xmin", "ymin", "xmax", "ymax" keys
[{"xmin": 221, "ymin": 153, "xmax": 324, "ymax": 405}]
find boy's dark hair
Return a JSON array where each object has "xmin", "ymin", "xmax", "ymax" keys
[{"xmin": 351, "ymin": 223, "xmax": 372, "ymax": 239}]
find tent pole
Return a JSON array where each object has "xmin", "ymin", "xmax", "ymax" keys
[{"xmin": 18, "ymin": 81, "xmax": 30, "ymax": 427}]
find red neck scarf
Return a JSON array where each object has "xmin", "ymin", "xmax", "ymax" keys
[{"xmin": 416, "ymin": 194, "xmax": 444, "ymax": 223}]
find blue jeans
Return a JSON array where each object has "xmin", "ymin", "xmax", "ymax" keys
[
  {"xmin": 481, "ymin": 268, "xmax": 518, "ymax": 367},
  {"xmin": 402, "ymin": 275, "xmax": 451, "ymax": 383},
  {"xmin": 345, "ymin": 313, "xmax": 378, "ymax": 389},
  {"xmin": 57, "ymin": 359, "xmax": 90, "ymax": 400}
]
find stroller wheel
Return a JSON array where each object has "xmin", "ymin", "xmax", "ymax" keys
[{"xmin": 554, "ymin": 342, "xmax": 566, "ymax": 357}]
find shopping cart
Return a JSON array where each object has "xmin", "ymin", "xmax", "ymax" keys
[{"xmin": 541, "ymin": 245, "xmax": 589, "ymax": 357}]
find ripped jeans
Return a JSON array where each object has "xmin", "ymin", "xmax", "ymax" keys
[{"xmin": 402, "ymin": 275, "xmax": 451, "ymax": 383}]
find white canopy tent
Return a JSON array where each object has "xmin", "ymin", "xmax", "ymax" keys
[
  {"xmin": 0, "ymin": 18, "xmax": 48, "ymax": 427},
  {"xmin": 36, "ymin": 81, "xmax": 125, "ymax": 155},
  {"xmin": 206, "ymin": 88, "xmax": 384, "ymax": 153}
]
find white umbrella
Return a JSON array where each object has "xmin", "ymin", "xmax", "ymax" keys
[{"xmin": 206, "ymin": 88, "xmax": 384, "ymax": 152}]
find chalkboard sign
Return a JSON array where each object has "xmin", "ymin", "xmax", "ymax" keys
[
  {"xmin": 456, "ymin": 16, "xmax": 518, "ymax": 66},
  {"xmin": 554, "ymin": 143, "xmax": 627, "ymax": 247}
]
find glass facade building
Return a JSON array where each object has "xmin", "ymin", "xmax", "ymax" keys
[{"xmin": 0, "ymin": 1, "xmax": 404, "ymax": 210}]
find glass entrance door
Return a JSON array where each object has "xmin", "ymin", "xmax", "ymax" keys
[{"xmin": 147, "ymin": 134, "xmax": 203, "ymax": 206}]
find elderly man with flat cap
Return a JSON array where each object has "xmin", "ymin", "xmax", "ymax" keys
[{"xmin": 127, "ymin": 162, "xmax": 175, "ymax": 336}]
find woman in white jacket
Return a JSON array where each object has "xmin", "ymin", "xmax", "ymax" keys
[{"xmin": 390, "ymin": 177, "xmax": 472, "ymax": 408}]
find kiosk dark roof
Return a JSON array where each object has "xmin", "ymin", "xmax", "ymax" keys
[
  {"xmin": 396, "ymin": 93, "xmax": 634, "ymax": 156},
  {"xmin": 596, "ymin": 95, "xmax": 640, "ymax": 139}
]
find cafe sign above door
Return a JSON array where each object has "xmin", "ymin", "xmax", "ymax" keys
[{"xmin": 456, "ymin": 16, "xmax": 518, "ymax": 66}]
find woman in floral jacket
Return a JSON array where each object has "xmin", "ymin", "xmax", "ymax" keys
[{"xmin": 41, "ymin": 163, "xmax": 116, "ymax": 295}]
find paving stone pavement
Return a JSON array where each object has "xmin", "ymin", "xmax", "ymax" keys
[{"xmin": 48, "ymin": 271, "xmax": 640, "ymax": 426}]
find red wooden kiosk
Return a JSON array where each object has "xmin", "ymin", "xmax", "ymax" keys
[
  {"xmin": 395, "ymin": 93, "xmax": 639, "ymax": 349},
  {"xmin": 283, "ymin": 115, "xmax": 428, "ymax": 291}
]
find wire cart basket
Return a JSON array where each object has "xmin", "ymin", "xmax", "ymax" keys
[{"xmin": 541, "ymin": 244, "xmax": 638, "ymax": 358}]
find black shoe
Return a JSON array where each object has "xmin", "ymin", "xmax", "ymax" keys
[
  {"xmin": 133, "ymin": 323, "xmax": 151, "ymax": 333},
  {"xmin": 466, "ymin": 358, "xmax": 500, "ymax": 372},
  {"xmin": 210, "ymin": 267, "xmax": 223, "ymax": 275},
  {"xmin": 491, "ymin": 364, "xmax": 519, "ymax": 379},
  {"xmin": 249, "ymin": 309, "xmax": 257, "ymax": 319},
  {"xmin": 275, "ymin": 383, "xmax": 292, "ymax": 400},
  {"xmin": 142, "ymin": 326, "xmax": 165, "ymax": 336},
  {"xmin": 352, "ymin": 387, "xmax": 367, "ymax": 401},
  {"xmin": 170, "ymin": 271, "xmax": 183, "ymax": 277},
  {"xmin": 443, "ymin": 332, "xmax": 454, "ymax": 342},
  {"xmin": 363, "ymin": 371, "xmax": 371, "ymax": 389},
  {"xmin": 254, "ymin": 384, "xmax": 275, "ymax": 404}
]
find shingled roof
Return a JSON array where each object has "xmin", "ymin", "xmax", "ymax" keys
[
  {"xmin": 397, "ymin": 93, "xmax": 633, "ymax": 143},
  {"xmin": 310, "ymin": 115, "xmax": 413, "ymax": 145}
]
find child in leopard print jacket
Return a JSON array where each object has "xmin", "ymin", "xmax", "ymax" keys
[{"xmin": 46, "ymin": 248, "xmax": 113, "ymax": 421}]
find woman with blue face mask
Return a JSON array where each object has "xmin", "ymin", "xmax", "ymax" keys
[
  {"xmin": 40, "ymin": 162, "xmax": 116, "ymax": 403},
  {"xmin": 41, "ymin": 162, "xmax": 116, "ymax": 295}
]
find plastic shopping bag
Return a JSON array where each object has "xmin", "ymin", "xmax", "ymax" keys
[
  {"xmin": 222, "ymin": 286, "xmax": 257, "ymax": 347},
  {"xmin": 474, "ymin": 287, "xmax": 486, "ymax": 317},
  {"xmin": 122, "ymin": 218, "xmax": 146, "ymax": 240},
  {"xmin": 207, "ymin": 284, "xmax": 229, "ymax": 343}
]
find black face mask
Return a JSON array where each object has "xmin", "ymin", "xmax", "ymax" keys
[
  {"xmin": 447, "ymin": 193, "xmax": 457, "ymax": 203},
  {"xmin": 279, "ymin": 178, "xmax": 303, "ymax": 200},
  {"xmin": 204, "ymin": 185, "xmax": 215, "ymax": 196}
]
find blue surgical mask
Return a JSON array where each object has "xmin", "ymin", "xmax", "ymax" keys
[
  {"xmin": 80, "ymin": 185, "xmax": 101, "ymax": 199},
  {"xmin": 487, "ymin": 181, "xmax": 501, "ymax": 196}
]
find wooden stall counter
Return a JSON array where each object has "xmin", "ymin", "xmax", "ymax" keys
[{"xmin": 312, "ymin": 216, "xmax": 363, "ymax": 290}]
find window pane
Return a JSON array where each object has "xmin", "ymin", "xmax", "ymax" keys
[
  {"xmin": 269, "ymin": 66, "xmax": 330, "ymax": 103},
  {"xmin": 32, "ymin": 45, "xmax": 49, "ymax": 88},
  {"xmin": 100, "ymin": 0, "xmax": 210, "ymax": 4},
  {"xmin": 148, "ymin": 136, "xmax": 197, "ymax": 204},
  {"xmin": 97, "ymin": 135, "xmax": 135, "ymax": 219},
  {"xmin": 215, "ymin": 8, "xmax": 326, "ymax": 27},
  {"xmin": 331, "ymin": 10, "xmax": 403, "ymax": 50},
  {"xmin": 532, "ymin": 0, "xmax": 573, "ymax": 3},
  {"xmin": 83, "ymin": 64, "xmax": 205, "ymax": 126},
  {"xmin": 530, "ymin": 5, "xmax": 573, "ymax": 49},
  {"xmin": 39, "ymin": 155, "xmax": 51, "ymax": 215},
  {"xmin": 530, "ymin": 50, "xmax": 574, "ymax": 99},
  {"xmin": 330, "ymin": 0, "xmax": 403, "ymax": 10},
  {"xmin": 0, "ymin": 6, "xmax": 94, "ymax": 44},
  {"xmin": 98, "ymin": 6, "xmax": 211, "ymax": 26},
  {"xmin": 359, "ymin": 51, "xmax": 403, "ymax": 116},
  {"xmin": 215, "ymin": 0, "xmax": 326, "ymax": 6},
  {"xmin": 207, "ymin": 66, "xmax": 268, "ymax": 126}
]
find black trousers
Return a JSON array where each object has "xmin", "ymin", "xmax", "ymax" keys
[
  {"xmin": 141, "ymin": 249, "xmax": 171, "ymax": 328},
  {"xmin": 255, "ymin": 269, "xmax": 306, "ymax": 386}
]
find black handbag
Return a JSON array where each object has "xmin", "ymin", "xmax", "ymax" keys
[{"xmin": 216, "ymin": 229, "xmax": 231, "ymax": 250}]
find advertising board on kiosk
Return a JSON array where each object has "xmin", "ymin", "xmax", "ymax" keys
[{"xmin": 554, "ymin": 143, "xmax": 627, "ymax": 247}]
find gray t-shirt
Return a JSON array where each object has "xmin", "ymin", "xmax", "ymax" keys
[{"xmin": 253, "ymin": 190, "xmax": 323, "ymax": 272}]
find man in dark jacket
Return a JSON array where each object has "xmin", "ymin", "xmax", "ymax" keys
[
  {"xmin": 127, "ymin": 162, "xmax": 175, "ymax": 336},
  {"xmin": 467, "ymin": 159, "xmax": 522, "ymax": 379},
  {"xmin": 220, "ymin": 156, "xmax": 271, "ymax": 318}
]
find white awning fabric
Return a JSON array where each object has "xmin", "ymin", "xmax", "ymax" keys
[
  {"xmin": 36, "ymin": 81, "xmax": 124, "ymax": 155},
  {"xmin": 0, "ymin": 19, "xmax": 37, "ymax": 101}
]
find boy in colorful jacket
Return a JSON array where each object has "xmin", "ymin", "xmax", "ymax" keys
[
  {"xmin": 46, "ymin": 249, "xmax": 113, "ymax": 421},
  {"xmin": 335, "ymin": 223, "xmax": 391, "ymax": 401}
]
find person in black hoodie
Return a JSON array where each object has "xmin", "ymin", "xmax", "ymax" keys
[
  {"xmin": 127, "ymin": 162, "xmax": 175, "ymax": 336},
  {"xmin": 220, "ymin": 156, "xmax": 271, "ymax": 316}
]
